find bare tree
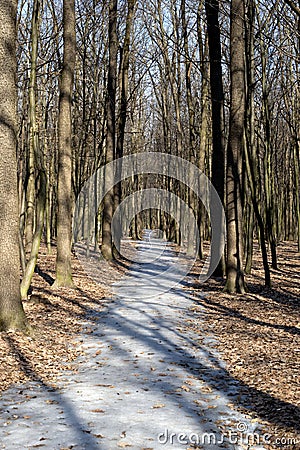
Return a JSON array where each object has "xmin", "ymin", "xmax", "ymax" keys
[
  {"xmin": 0, "ymin": 0, "xmax": 27, "ymax": 330},
  {"xmin": 101, "ymin": 0, "xmax": 118, "ymax": 260},
  {"xmin": 53, "ymin": 0, "xmax": 76, "ymax": 287},
  {"xmin": 225, "ymin": 0, "xmax": 246, "ymax": 293},
  {"xmin": 205, "ymin": 0, "xmax": 226, "ymax": 277}
]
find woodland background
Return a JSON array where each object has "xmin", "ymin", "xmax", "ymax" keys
[
  {"xmin": 14, "ymin": 0, "xmax": 300, "ymax": 300},
  {"xmin": 0, "ymin": 1, "xmax": 299, "ymax": 446}
]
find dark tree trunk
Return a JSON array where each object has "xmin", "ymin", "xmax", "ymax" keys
[
  {"xmin": 205, "ymin": 0, "xmax": 225, "ymax": 277},
  {"xmin": 114, "ymin": 0, "xmax": 136, "ymax": 251}
]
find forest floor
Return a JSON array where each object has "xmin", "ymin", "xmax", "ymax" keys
[
  {"xmin": 0, "ymin": 240, "xmax": 299, "ymax": 449},
  {"xmin": 184, "ymin": 241, "xmax": 300, "ymax": 448}
]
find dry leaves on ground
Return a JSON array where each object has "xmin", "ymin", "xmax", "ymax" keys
[
  {"xmin": 0, "ymin": 242, "xmax": 132, "ymax": 395},
  {"xmin": 184, "ymin": 241, "xmax": 300, "ymax": 449},
  {"xmin": 0, "ymin": 239, "xmax": 299, "ymax": 450}
]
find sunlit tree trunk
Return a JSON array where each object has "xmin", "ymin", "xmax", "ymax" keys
[
  {"xmin": 225, "ymin": 0, "xmax": 246, "ymax": 293},
  {"xmin": 20, "ymin": 171, "xmax": 46, "ymax": 299},
  {"xmin": 53, "ymin": 0, "xmax": 76, "ymax": 287},
  {"xmin": 25, "ymin": 0, "xmax": 40, "ymax": 252},
  {"xmin": 0, "ymin": 0, "xmax": 27, "ymax": 330},
  {"xmin": 102, "ymin": 0, "xmax": 118, "ymax": 261}
]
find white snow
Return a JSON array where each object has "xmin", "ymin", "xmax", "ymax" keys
[{"xmin": 0, "ymin": 238, "xmax": 266, "ymax": 450}]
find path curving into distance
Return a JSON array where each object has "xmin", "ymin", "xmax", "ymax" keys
[{"xmin": 0, "ymin": 236, "xmax": 265, "ymax": 449}]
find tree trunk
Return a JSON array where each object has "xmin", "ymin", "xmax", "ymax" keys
[
  {"xmin": 257, "ymin": 12, "xmax": 278, "ymax": 270},
  {"xmin": 294, "ymin": 142, "xmax": 300, "ymax": 252},
  {"xmin": 53, "ymin": 0, "xmax": 76, "ymax": 287},
  {"xmin": 20, "ymin": 171, "xmax": 46, "ymax": 300},
  {"xmin": 182, "ymin": 0, "xmax": 198, "ymax": 256},
  {"xmin": 114, "ymin": 0, "xmax": 136, "ymax": 250},
  {"xmin": 244, "ymin": 202, "xmax": 254, "ymax": 274},
  {"xmin": 0, "ymin": 0, "xmax": 27, "ymax": 330},
  {"xmin": 205, "ymin": 0, "xmax": 226, "ymax": 277},
  {"xmin": 102, "ymin": 0, "xmax": 118, "ymax": 261},
  {"xmin": 244, "ymin": 134, "xmax": 271, "ymax": 287},
  {"xmin": 243, "ymin": 0, "xmax": 271, "ymax": 286},
  {"xmin": 225, "ymin": 0, "xmax": 247, "ymax": 293},
  {"xmin": 197, "ymin": 6, "xmax": 210, "ymax": 259},
  {"xmin": 25, "ymin": 0, "xmax": 40, "ymax": 252}
]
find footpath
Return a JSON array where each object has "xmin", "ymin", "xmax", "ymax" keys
[{"xmin": 0, "ymin": 237, "xmax": 265, "ymax": 449}]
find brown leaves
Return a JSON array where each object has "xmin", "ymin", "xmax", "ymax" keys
[
  {"xmin": 184, "ymin": 241, "xmax": 300, "ymax": 448},
  {"xmin": 0, "ymin": 244, "xmax": 111, "ymax": 394},
  {"xmin": 92, "ymin": 433, "xmax": 104, "ymax": 439},
  {"xmin": 95, "ymin": 384, "xmax": 115, "ymax": 389},
  {"xmin": 151, "ymin": 403, "xmax": 165, "ymax": 409},
  {"xmin": 117, "ymin": 442, "xmax": 132, "ymax": 448},
  {"xmin": 181, "ymin": 385, "xmax": 191, "ymax": 392}
]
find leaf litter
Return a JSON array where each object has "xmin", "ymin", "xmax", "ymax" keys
[
  {"xmin": 182, "ymin": 240, "xmax": 300, "ymax": 449},
  {"xmin": 0, "ymin": 240, "xmax": 299, "ymax": 449}
]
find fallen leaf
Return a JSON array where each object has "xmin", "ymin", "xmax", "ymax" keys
[
  {"xmin": 95, "ymin": 384, "xmax": 115, "ymax": 388},
  {"xmin": 117, "ymin": 442, "xmax": 132, "ymax": 448},
  {"xmin": 181, "ymin": 385, "xmax": 190, "ymax": 392}
]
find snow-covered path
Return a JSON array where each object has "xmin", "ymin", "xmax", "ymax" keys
[{"xmin": 0, "ymin": 238, "xmax": 265, "ymax": 449}]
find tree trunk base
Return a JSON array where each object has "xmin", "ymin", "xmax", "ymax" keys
[
  {"xmin": 224, "ymin": 272, "xmax": 247, "ymax": 294},
  {"xmin": 52, "ymin": 274, "xmax": 75, "ymax": 289},
  {"xmin": 0, "ymin": 311, "xmax": 28, "ymax": 332}
]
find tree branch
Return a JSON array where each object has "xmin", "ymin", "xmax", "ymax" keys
[{"xmin": 283, "ymin": 0, "xmax": 300, "ymax": 17}]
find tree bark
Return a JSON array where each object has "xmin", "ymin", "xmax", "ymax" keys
[
  {"xmin": 205, "ymin": 0, "xmax": 226, "ymax": 277},
  {"xmin": 225, "ymin": 0, "xmax": 247, "ymax": 293},
  {"xmin": 25, "ymin": 0, "xmax": 40, "ymax": 252},
  {"xmin": 114, "ymin": 0, "xmax": 136, "ymax": 250},
  {"xmin": 102, "ymin": 0, "xmax": 118, "ymax": 261},
  {"xmin": 20, "ymin": 171, "xmax": 46, "ymax": 300},
  {"xmin": 53, "ymin": 0, "xmax": 76, "ymax": 287},
  {"xmin": 0, "ymin": 0, "xmax": 27, "ymax": 330},
  {"xmin": 294, "ymin": 142, "xmax": 300, "ymax": 252},
  {"xmin": 197, "ymin": 5, "xmax": 209, "ymax": 259}
]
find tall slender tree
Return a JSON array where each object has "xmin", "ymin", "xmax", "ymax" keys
[
  {"xmin": 225, "ymin": 0, "xmax": 247, "ymax": 293},
  {"xmin": 24, "ymin": 0, "xmax": 40, "ymax": 252},
  {"xmin": 0, "ymin": 0, "xmax": 27, "ymax": 330},
  {"xmin": 205, "ymin": 0, "xmax": 226, "ymax": 277},
  {"xmin": 53, "ymin": 0, "xmax": 76, "ymax": 287},
  {"xmin": 101, "ymin": 0, "xmax": 118, "ymax": 260},
  {"xmin": 244, "ymin": 0, "xmax": 271, "ymax": 286},
  {"xmin": 114, "ymin": 0, "xmax": 136, "ymax": 250}
]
